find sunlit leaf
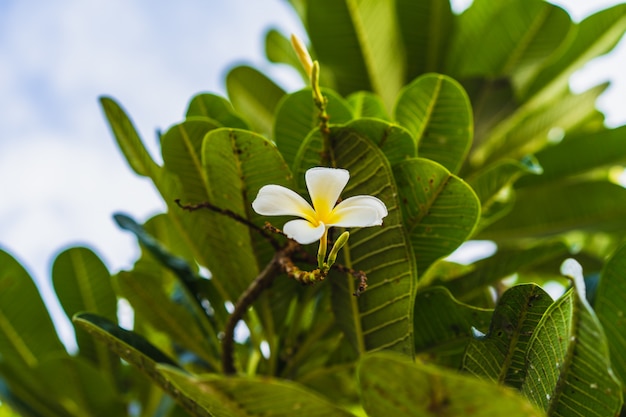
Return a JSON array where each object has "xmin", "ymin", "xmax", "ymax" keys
[
  {"xmin": 307, "ymin": 0, "xmax": 405, "ymax": 108},
  {"xmin": 265, "ymin": 29, "xmax": 307, "ymax": 81},
  {"xmin": 446, "ymin": 0, "xmax": 571, "ymax": 81},
  {"xmin": 394, "ymin": 73, "xmax": 472, "ymax": 173},
  {"xmin": 396, "ymin": 0, "xmax": 453, "ymax": 78}
]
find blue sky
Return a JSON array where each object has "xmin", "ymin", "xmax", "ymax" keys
[{"xmin": 0, "ymin": 0, "xmax": 625, "ymax": 344}]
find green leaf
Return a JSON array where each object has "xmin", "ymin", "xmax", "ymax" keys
[
  {"xmin": 185, "ymin": 93, "xmax": 248, "ymax": 129},
  {"xmin": 396, "ymin": 0, "xmax": 453, "ymax": 78},
  {"xmin": 413, "ymin": 287, "xmax": 492, "ymax": 367},
  {"xmin": 265, "ymin": 29, "xmax": 307, "ymax": 81},
  {"xmin": 446, "ymin": 0, "xmax": 571, "ymax": 80},
  {"xmin": 51, "ymin": 247, "xmax": 120, "ymax": 380},
  {"xmin": 226, "ymin": 66, "xmax": 285, "ymax": 136},
  {"xmin": 523, "ymin": 4, "xmax": 626, "ymax": 101},
  {"xmin": 394, "ymin": 73, "xmax": 473, "ymax": 174},
  {"xmin": 292, "ymin": 124, "xmax": 417, "ymax": 356},
  {"xmin": 0, "ymin": 359, "xmax": 72, "ymax": 417},
  {"xmin": 359, "ymin": 352, "xmax": 544, "ymax": 417},
  {"xmin": 330, "ymin": 119, "xmax": 415, "ymax": 168},
  {"xmin": 307, "ymin": 0, "xmax": 405, "ymax": 108},
  {"xmin": 0, "ymin": 248, "xmax": 66, "ymax": 368},
  {"xmin": 394, "ymin": 158, "xmax": 480, "ymax": 273},
  {"xmin": 99, "ymin": 96, "xmax": 160, "ymax": 179},
  {"xmin": 273, "ymin": 88, "xmax": 353, "ymax": 169},
  {"xmin": 114, "ymin": 269, "xmax": 220, "ymax": 370},
  {"xmin": 36, "ymin": 356, "xmax": 126, "ymax": 417},
  {"xmin": 518, "ymin": 126, "xmax": 626, "ymax": 188},
  {"xmin": 472, "ymin": 83, "xmax": 608, "ymax": 166},
  {"xmin": 157, "ymin": 366, "xmax": 356, "ymax": 417},
  {"xmin": 201, "ymin": 128, "xmax": 294, "ymax": 307},
  {"xmin": 480, "ymin": 181, "xmax": 626, "ymax": 241},
  {"xmin": 441, "ymin": 241, "xmax": 571, "ymax": 301},
  {"xmin": 346, "ymin": 91, "xmax": 389, "ymax": 120},
  {"xmin": 467, "ymin": 157, "xmax": 543, "ymax": 231},
  {"xmin": 72, "ymin": 313, "xmax": 209, "ymax": 415},
  {"xmin": 521, "ymin": 260, "xmax": 623, "ymax": 416},
  {"xmin": 462, "ymin": 284, "xmax": 553, "ymax": 389},
  {"xmin": 595, "ymin": 243, "xmax": 626, "ymax": 388}
]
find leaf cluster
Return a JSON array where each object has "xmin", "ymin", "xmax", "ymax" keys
[{"xmin": 1, "ymin": 0, "xmax": 626, "ymax": 416}]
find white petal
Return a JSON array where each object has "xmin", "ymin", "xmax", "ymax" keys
[
  {"xmin": 305, "ymin": 167, "xmax": 349, "ymax": 218},
  {"xmin": 328, "ymin": 195, "xmax": 388, "ymax": 227},
  {"xmin": 283, "ymin": 219, "xmax": 326, "ymax": 244},
  {"xmin": 252, "ymin": 185, "xmax": 316, "ymax": 222}
]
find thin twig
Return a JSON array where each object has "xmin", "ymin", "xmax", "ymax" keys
[
  {"xmin": 221, "ymin": 240, "xmax": 300, "ymax": 374},
  {"xmin": 175, "ymin": 199, "xmax": 280, "ymax": 249}
]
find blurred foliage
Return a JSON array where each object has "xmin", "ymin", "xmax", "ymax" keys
[{"xmin": 2, "ymin": 0, "xmax": 626, "ymax": 416}]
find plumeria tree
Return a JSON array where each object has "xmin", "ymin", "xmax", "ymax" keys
[{"xmin": 2, "ymin": 1, "xmax": 626, "ymax": 416}]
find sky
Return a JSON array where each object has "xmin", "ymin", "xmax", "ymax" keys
[{"xmin": 0, "ymin": 0, "xmax": 625, "ymax": 345}]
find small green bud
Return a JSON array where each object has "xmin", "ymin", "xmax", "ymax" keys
[{"xmin": 326, "ymin": 231, "xmax": 350, "ymax": 268}]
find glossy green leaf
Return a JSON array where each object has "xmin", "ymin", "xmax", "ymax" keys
[
  {"xmin": 518, "ymin": 126, "xmax": 626, "ymax": 188},
  {"xmin": 394, "ymin": 158, "xmax": 480, "ymax": 273},
  {"xmin": 595, "ymin": 243, "xmax": 626, "ymax": 387},
  {"xmin": 441, "ymin": 241, "xmax": 571, "ymax": 301},
  {"xmin": 472, "ymin": 83, "xmax": 608, "ymax": 166},
  {"xmin": 413, "ymin": 287, "xmax": 492, "ymax": 367},
  {"xmin": 463, "ymin": 284, "xmax": 553, "ymax": 388},
  {"xmin": 480, "ymin": 181, "xmax": 626, "ymax": 241},
  {"xmin": 51, "ymin": 247, "xmax": 119, "ymax": 379},
  {"xmin": 394, "ymin": 73, "xmax": 472, "ymax": 174},
  {"xmin": 396, "ymin": 0, "xmax": 453, "ymax": 78},
  {"xmin": 226, "ymin": 66, "xmax": 285, "ymax": 135},
  {"xmin": 273, "ymin": 88, "xmax": 353, "ymax": 169},
  {"xmin": 521, "ymin": 260, "xmax": 623, "ymax": 416},
  {"xmin": 158, "ymin": 366, "xmax": 356, "ymax": 417},
  {"xmin": 359, "ymin": 352, "xmax": 544, "ymax": 417},
  {"xmin": 307, "ymin": 0, "xmax": 405, "ymax": 108},
  {"xmin": 446, "ymin": 0, "xmax": 571, "ymax": 80},
  {"xmin": 330, "ymin": 119, "xmax": 415, "ymax": 167},
  {"xmin": 0, "ymin": 249, "xmax": 66, "ymax": 368},
  {"xmin": 467, "ymin": 157, "xmax": 543, "ymax": 231},
  {"xmin": 523, "ymin": 4, "xmax": 626, "ymax": 101},
  {"xmin": 265, "ymin": 29, "xmax": 307, "ymax": 81},
  {"xmin": 99, "ymin": 96, "xmax": 160, "ymax": 178},
  {"xmin": 292, "ymin": 124, "xmax": 417, "ymax": 356},
  {"xmin": 185, "ymin": 93, "xmax": 248, "ymax": 129},
  {"xmin": 346, "ymin": 91, "xmax": 389, "ymax": 120}
]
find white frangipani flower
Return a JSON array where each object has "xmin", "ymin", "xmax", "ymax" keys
[{"xmin": 252, "ymin": 167, "xmax": 388, "ymax": 245}]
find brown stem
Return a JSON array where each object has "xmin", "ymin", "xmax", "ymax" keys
[{"xmin": 221, "ymin": 240, "xmax": 300, "ymax": 374}]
